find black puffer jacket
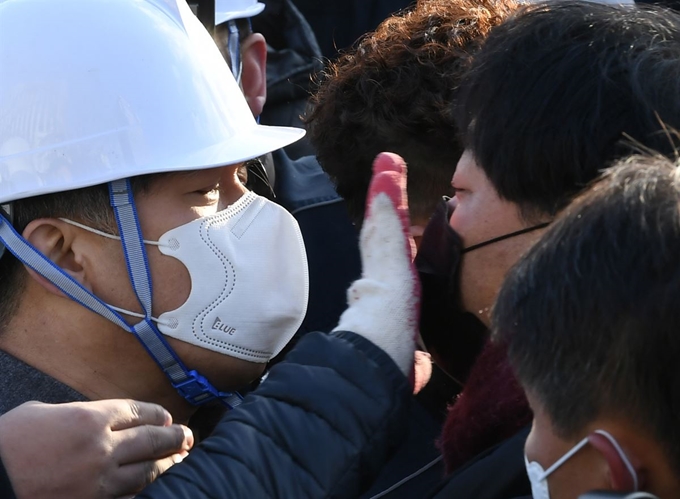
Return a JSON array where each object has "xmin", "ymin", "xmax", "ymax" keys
[
  {"xmin": 0, "ymin": 330, "xmax": 531, "ymax": 498},
  {"xmin": 0, "ymin": 456, "xmax": 16, "ymax": 499},
  {"xmin": 137, "ymin": 330, "xmax": 410, "ymax": 498}
]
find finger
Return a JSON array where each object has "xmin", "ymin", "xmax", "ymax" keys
[
  {"xmin": 366, "ymin": 152, "xmax": 408, "ymax": 214},
  {"xmin": 358, "ymin": 194, "xmax": 415, "ymax": 283},
  {"xmin": 112, "ymin": 424, "xmax": 193, "ymax": 464},
  {"xmin": 373, "ymin": 151, "xmax": 406, "ymax": 175},
  {"xmin": 109, "ymin": 454, "xmax": 186, "ymax": 497},
  {"xmin": 107, "ymin": 399, "xmax": 173, "ymax": 431},
  {"xmin": 362, "ymin": 153, "xmax": 415, "ymax": 268},
  {"xmin": 365, "ymin": 153, "xmax": 415, "ymax": 259}
]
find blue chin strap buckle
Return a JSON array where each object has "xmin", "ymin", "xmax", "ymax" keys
[{"xmin": 174, "ymin": 370, "xmax": 243, "ymax": 407}]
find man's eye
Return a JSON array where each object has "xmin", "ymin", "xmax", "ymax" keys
[{"xmin": 194, "ymin": 185, "xmax": 220, "ymax": 195}]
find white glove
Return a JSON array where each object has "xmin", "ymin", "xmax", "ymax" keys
[{"xmin": 334, "ymin": 152, "xmax": 420, "ymax": 377}]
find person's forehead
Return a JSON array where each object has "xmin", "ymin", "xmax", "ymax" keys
[
  {"xmin": 453, "ymin": 150, "xmax": 491, "ymax": 186},
  {"xmin": 454, "ymin": 151, "xmax": 476, "ymax": 174},
  {"xmin": 138, "ymin": 166, "xmax": 230, "ymax": 191}
]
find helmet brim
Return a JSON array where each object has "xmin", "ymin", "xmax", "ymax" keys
[
  {"xmin": 215, "ymin": 3, "xmax": 265, "ymax": 26},
  {"xmin": 0, "ymin": 124, "xmax": 305, "ymax": 204}
]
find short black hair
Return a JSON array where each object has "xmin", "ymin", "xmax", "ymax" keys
[
  {"xmin": 493, "ymin": 153, "xmax": 680, "ymax": 474},
  {"xmin": 456, "ymin": 1, "xmax": 680, "ymax": 218}
]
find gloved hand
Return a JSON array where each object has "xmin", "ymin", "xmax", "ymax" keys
[{"xmin": 334, "ymin": 152, "xmax": 420, "ymax": 377}]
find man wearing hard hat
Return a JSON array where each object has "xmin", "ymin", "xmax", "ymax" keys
[
  {"xmin": 0, "ymin": 0, "xmax": 308, "ymax": 424},
  {"xmin": 0, "ymin": 1, "xmax": 421, "ymax": 498}
]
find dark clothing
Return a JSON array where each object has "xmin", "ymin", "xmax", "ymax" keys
[
  {"xmin": 138, "ymin": 331, "xmax": 411, "ymax": 499},
  {"xmin": 363, "ymin": 427, "xmax": 531, "ymax": 499},
  {"xmin": 0, "ymin": 350, "xmax": 87, "ymax": 499},
  {"xmin": 636, "ymin": 0, "xmax": 680, "ymax": 10},
  {"xmin": 273, "ymin": 151, "xmax": 361, "ymax": 336},
  {"xmin": 0, "ymin": 350, "xmax": 87, "ymax": 416},
  {"xmin": 141, "ymin": 330, "xmax": 530, "ymax": 499},
  {"xmin": 426, "ymin": 427, "xmax": 531, "ymax": 499},
  {"xmin": 252, "ymin": 0, "xmax": 323, "ymax": 159},
  {"xmin": 0, "ymin": 330, "xmax": 529, "ymax": 498},
  {"xmin": 292, "ymin": 0, "xmax": 414, "ymax": 58},
  {"xmin": 272, "ymin": 152, "xmax": 340, "ymax": 213},
  {"xmin": 361, "ymin": 387, "xmax": 530, "ymax": 498},
  {"xmin": 359, "ymin": 397, "xmax": 444, "ymax": 499},
  {"xmin": 0, "ymin": 457, "xmax": 16, "ymax": 499}
]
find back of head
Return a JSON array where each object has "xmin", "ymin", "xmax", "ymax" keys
[
  {"xmin": 493, "ymin": 153, "xmax": 680, "ymax": 477},
  {"xmin": 306, "ymin": 0, "xmax": 518, "ymax": 225},
  {"xmin": 457, "ymin": 1, "xmax": 680, "ymax": 218}
]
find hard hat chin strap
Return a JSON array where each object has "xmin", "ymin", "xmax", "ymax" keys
[
  {"xmin": 0, "ymin": 203, "xmax": 12, "ymax": 260},
  {"xmin": 107, "ymin": 178, "xmax": 242, "ymax": 408},
  {"xmin": 227, "ymin": 20, "xmax": 243, "ymax": 83},
  {"xmin": 0, "ymin": 182, "xmax": 242, "ymax": 409}
]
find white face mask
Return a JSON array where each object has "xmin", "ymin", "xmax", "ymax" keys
[
  {"xmin": 63, "ymin": 191, "xmax": 309, "ymax": 363},
  {"xmin": 525, "ymin": 429, "xmax": 639, "ymax": 499}
]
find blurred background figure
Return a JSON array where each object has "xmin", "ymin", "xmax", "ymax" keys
[{"xmin": 293, "ymin": 0, "xmax": 414, "ymax": 59}]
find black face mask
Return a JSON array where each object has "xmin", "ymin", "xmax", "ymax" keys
[{"xmin": 414, "ymin": 197, "xmax": 549, "ymax": 383}]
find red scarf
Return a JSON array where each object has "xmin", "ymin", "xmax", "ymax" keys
[{"xmin": 438, "ymin": 340, "xmax": 532, "ymax": 473}]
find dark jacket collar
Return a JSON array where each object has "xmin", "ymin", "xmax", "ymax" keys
[{"xmin": 0, "ymin": 349, "xmax": 86, "ymax": 415}]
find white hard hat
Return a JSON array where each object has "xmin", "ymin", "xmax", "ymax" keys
[
  {"xmin": 0, "ymin": 0, "xmax": 303, "ymax": 204},
  {"xmin": 215, "ymin": 0, "xmax": 265, "ymax": 26}
]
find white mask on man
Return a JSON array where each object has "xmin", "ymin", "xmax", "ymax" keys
[
  {"xmin": 525, "ymin": 429, "xmax": 639, "ymax": 499},
  {"xmin": 62, "ymin": 190, "xmax": 309, "ymax": 363}
]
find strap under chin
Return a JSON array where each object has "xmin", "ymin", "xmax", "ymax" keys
[
  {"xmin": 0, "ymin": 187, "xmax": 241, "ymax": 408},
  {"xmin": 109, "ymin": 179, "xmax": 242, "ymax": 408}
]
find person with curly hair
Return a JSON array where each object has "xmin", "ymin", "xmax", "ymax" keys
[{"xmin": 306, "ymin": 0, "xmax": 516, "ymax": 239}]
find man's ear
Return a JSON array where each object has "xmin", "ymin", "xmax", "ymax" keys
[
  {"xmin": 240, "ymin": 32, "xmax": 267, "ymax": 117},
  {"xmin": 589, "ymin": 431, "xmax": 644, "ymax": 492},
  {"xmin": 22, "ymin": 218, "xmax": 91, "ymax": 294}
]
